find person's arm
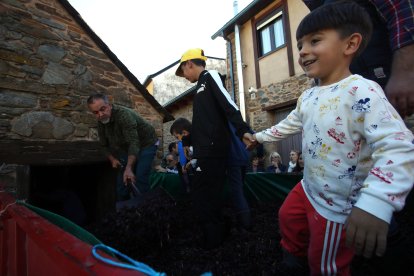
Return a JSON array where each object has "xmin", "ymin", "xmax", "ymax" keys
[
  {"xmin": 207, "ymin": 70, "xmax": 251, "ymax": 138},
  {"xmin": 371, "ymin": 0, "xmax": 414, "ymax": 117},
  {"xmin": 123, "ymin": 155, "xmax": 137, "ymax": 184},
  {"xmin": 182, "ymin": 134, "xmax": 192, "ymax": 160},
  {"xmin": 244, "ymin": 96, "xmax": 304, "ymax": 150},
  {"xmin": 118, "ymin": 111, "xmax": 141, "ymax": 184},
  {"xmin": 345, "ymin": 79, "xmax": 414, "ymax": 258},
  {"xmin": 97, "ymin": 123, "xmax": 121, "ymax": 168},
  {"xmin": 345, "ymin": 206, "xmax": 389, "ymax": 258},
  {"xmin": 384, "ymin": 44, "xmax": 414, "ymax": 117},
  {"xmin": 185, "ymin": 159, "xmax": 197, "ymax": 170},
  {"xmin": 177, "ymin": 141, "xmax": 187, "ymax": 167},
  {"xmin": 254, "ymin": 97, "xmax": 304, "ymax": 144}
]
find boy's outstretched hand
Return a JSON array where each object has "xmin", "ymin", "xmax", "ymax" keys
[
  {"xmin": 345, "ymin": 207, "xmax": 389, "ymax": 258},
  {"xmin": 243, "ymin": 133, "xmax": 258, "ymax": 150}
]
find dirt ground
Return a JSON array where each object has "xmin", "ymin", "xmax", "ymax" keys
[{"xmin": 86, "ymin": 187, "xmax": 414, "ymax": 276}]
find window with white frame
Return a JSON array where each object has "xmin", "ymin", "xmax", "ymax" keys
[{"xmin": 257, "ymin": 10, "xmax": 285, "ymax": 57}]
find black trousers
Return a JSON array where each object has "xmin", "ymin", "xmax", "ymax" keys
[{"xmin": 191, "ymin": 158, "xmax": 227, "ymax": 226}]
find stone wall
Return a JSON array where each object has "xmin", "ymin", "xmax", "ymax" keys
[
  {"xmin": 0, "ymin": 0, "xmax": 164, "ymax": 165},
  {"xmin": 163, "ymin": 102, "xmax": 193, "ymax": 155},
  {"xmin": 245, "ymin": 74, "xmax": 313, "ymax": 131}
]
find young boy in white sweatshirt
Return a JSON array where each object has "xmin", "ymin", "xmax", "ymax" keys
[{"xmin": 244, "ymin": 2, "xmax": 414, "ymax": 275}]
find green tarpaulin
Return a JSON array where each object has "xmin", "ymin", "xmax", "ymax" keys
[{"xmin": 149, "ymin": 172, "xmax": 302, "ymax": 202}]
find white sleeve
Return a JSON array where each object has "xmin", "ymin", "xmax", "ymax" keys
[
  {"xmin": 352, "ymin": 80, "xmax": 414, "ymax": 223},
  {"xmin": 255, "ymin": 96, "xmax": 303, "ymax": 143}
]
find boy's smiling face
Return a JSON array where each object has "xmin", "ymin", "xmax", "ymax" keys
[{"xmin": 297, "ymin": 29, "xmax": 352, "ymax": 86}]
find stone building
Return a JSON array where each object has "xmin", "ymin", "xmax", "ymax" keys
[
  {"xmin": 144, "ymin": 57, "xmax": 226, "ymax": 153},
  {"xmin": 211, "ymin": 0, "xmax": 313, "ymax": 165},
  {"xmin": 140, "ymin": 0, "xmax": 312, "ymax": 165},
  {"xmin": 0, "ymin": 0, "xmax": 172, "ymax": 218}
]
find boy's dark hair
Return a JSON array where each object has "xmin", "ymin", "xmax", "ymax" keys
[
  {"xmin": 168, "ymin": 141, "xmax": 177, "ymax": 153},
  {"xmin": 296, "ymin": 1, "xmax": 372, "ymax": 56},
  {"xmin": 87, "ymin": 93, "xmax": 109, "ymax": 105},
  {"xmin": 170, "ymin": 117, "xmax": 192, "ymax": 135},
  {"xmin": 181, "ymin": 59, "xmax": 206, "ymax": 68}
]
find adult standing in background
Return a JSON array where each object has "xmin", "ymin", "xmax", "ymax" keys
[
  {"xmin": 161, "ymin": 141, "xmax": 178, "ymax": 168},
  {"xmin": 287, "ymin": 150, "xmax": 299, "ymax": 173},
  {"xmin": 87, "ymin": 93, "xmax": 158, "ymax": 201},
  {"xmin": 267, "ymin": 151, "xmax": 287, "ymax": 173}
]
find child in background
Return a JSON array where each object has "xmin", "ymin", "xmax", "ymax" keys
[
  {"xmin": 244, "ymin": 2, "xmax": 414, "ymax": 274},
  {"xmin": 170, "ymin": 117, "xmax": 193, "ymax": 194},
  {"xmin": 247, "ymin": 153, "xmax": 265, "ymax": 173}
]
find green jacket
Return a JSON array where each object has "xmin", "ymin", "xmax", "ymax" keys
[{"xmin": 97, "ymin": 104, "xmax": 157, "ymax": 157}]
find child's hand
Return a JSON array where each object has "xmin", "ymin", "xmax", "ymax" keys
[
  {"xmin": 243, "ymin": 133, "xmax": 258, "ymax": 150},
  {"xmin": 345, "ymin": 207, "xmax": 389, "ymax": 258}
]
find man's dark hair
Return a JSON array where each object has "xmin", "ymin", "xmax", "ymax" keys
[
  {"xmin": 296, "ymin": 1, "xmax": 372, "ymax": 56},
  {"xmin": 170, "ymin": 117, "xmax": 192, "ymax": 135},
  {"xmin": 168, "ymin": 141, "xmax": 177, "ymax": 153},
  {"xmin": 181, "ymin": 59, "xmax": 206, "ymax": 68},
  {"xmin": 87, "ymin": 93, "xmax": 109, "ymax": 105}
]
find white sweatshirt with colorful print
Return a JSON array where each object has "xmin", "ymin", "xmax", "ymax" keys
[{"xmin": 255, "ymin": 74, "xmax": 414, "ymax": 224}]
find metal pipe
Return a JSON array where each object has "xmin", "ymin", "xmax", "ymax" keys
[
  {"xmin": 233, "ymin": 0, "xmax": 246, "ymax": 120},
  {"xmin": 226, "ymin": 39, "xmax": 236, "ymax": 102}
]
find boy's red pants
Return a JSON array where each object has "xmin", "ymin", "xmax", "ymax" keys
[{"xmin": 279, "ymin": 183, "xmax": 354, "ymax": 275}]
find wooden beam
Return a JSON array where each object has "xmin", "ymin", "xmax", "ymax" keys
[
  {"xmin": 262, "ymin": 99, "xmax": 297, "ymax": 111},
  {"xmin": 0, "ymin": 141, "xmax": 106, "ymax": 165}
]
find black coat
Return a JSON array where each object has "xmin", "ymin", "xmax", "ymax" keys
[
  {"xmin": 191, "ymin": 70, "xmax": 250, "ymax": 159},
  {"xmin": 266, "ymin": 164, "xmax": 287, "ymax": 173}
]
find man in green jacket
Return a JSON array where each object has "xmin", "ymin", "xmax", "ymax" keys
[{"xmin": 87, "ymin": 93, "xmax": 158, "ymax": 200}]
